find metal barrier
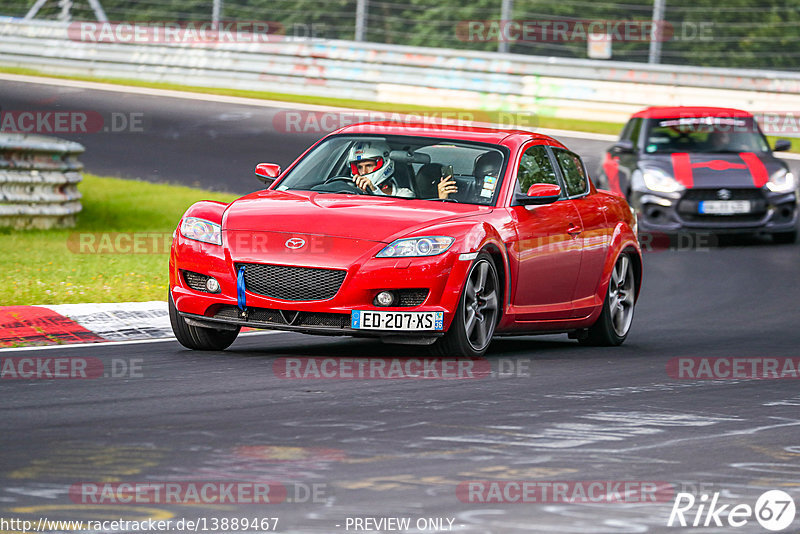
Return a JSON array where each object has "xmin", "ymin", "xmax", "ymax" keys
[
  {"xmin": 2, "ymin": 18, "xmax": 800, "ymax": 126},
  {"xmin": 0, "ymin": 133, "xmax": 84, "ymax": 229}
]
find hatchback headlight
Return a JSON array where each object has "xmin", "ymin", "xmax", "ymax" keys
[
  {"xmin": 376, "ymin": 236, "xmax": 454, "ymax": 257},
  {"xmin": 642, "ymin": 167, "xmax": 685, "ymax": 193},
  {"xmin": 766, "ymin": 170, "xmax": 796, "ymax": 193},
  {"xmin": 180, "ymin": 217, "xmax": 222, "ymax": 245}
]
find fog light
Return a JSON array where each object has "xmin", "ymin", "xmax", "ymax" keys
[
  {"xmin": 374, "ymin": 291, "xmax": 395, "ymax": 307},
  {"xmin": 206, "ymin": 277, "xmax": 220, "ymax": 293}
]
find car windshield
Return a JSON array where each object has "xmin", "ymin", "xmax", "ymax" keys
[
  {"xmin": 643, "ymin": 117, "xmax": 770, "ymax": 154},
  {"xmin": 275, "ymin": 134, "xmax": 507, "ymax": 206}
]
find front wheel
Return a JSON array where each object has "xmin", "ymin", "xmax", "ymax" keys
[
  {"xmin": 169, "ymin": 291, "xmax": 240, "ymax": 350},
  {"xmin": 433, "ymin": 253, "xmax": 500, "ymax": 357},
  {"xmin": 580, "ymin": 253, "xmax": 636, "ymax": 346}
]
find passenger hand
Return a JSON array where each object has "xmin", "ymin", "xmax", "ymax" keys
[{"xmin": 438, "ymin": 175, "xmax": 457, "ymax": 199}]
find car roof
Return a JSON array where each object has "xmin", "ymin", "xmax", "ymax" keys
[
  {"xmin": 632, "ymin": 106, "xmax": 754, "ymax": 119},
  {"xmin": 332, "ymin": 121, "xmax": 560, "ymax": 145}
]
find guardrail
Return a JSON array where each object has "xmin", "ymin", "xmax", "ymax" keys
[
  {"xmin": 0, "ymin": 133, "xmax": 84, "ymax": 229},
  {"xmin": 2, "ymin": 18, "xmax": 800, "ymax": 128}
]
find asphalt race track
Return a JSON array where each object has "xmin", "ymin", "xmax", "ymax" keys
[{"xmin": 2, "ymin": 78, "xmax": 800, "ymax": 533}]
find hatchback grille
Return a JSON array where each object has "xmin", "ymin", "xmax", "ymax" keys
[
  {"xmin": 236, "ymin": 263, "xmax": 346, "ymax": 301},
  {"xmin": 681, "ymin": 188, "xmax": 764, "ymax": 201},
  {"xmin": 678, "ymin": 188, "xmax": 767, "ymax": 223}
]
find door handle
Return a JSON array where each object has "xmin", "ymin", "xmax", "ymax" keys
[{"xmin": 567, "ymin": 224, "xmax": 582, "ymax": 236}]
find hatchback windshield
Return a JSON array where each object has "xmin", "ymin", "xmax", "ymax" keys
[
  {"xmin": 643, "ymin": 116, "xmax": 770, "ymax": 154},
  {"xmin": 275, "ymin": 135, "xmax": 507, "ymax": 205}
]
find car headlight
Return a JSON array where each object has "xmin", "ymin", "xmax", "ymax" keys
[
  {"xmin": 766, "ymin": 170, "xmax": 796, "ymax": 193},
  {"xmin": 642, "ymin": 167, "xmax": 685, "ymax": 193},
  {"xmin": 180, "ymin": 217, "xmax": 222, "ymax": 245},
  {"xmin": 376, "ymin": 236, "xmax": 454, "ymax": 258}
]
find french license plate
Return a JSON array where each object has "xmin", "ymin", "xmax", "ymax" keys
[
  {"xmin": 351, "ymin": 310, "xmax": 444, "ymax": 331},
  {"xmin": 698, "ymin": 200, "xmax": 751, "ymax": 215}
]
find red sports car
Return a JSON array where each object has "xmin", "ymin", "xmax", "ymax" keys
[{"xmin": 169, "ymin": 122, "xmax": 642, "ymax": 357}]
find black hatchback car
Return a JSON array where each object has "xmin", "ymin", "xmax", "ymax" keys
[{"xmin": 597, "ymin": 106, "xmax": 797, "ymax": 243}]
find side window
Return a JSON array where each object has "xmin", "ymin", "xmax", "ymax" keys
[
  {"xmin": 517, "ymin": 145, "xmax": 559, "ymax": 194},
  {"xmin": 629, "ymin": 118, "xmax": 642, "ymax": 147},
  {"xmin": 619, "ymin": 119, "xmax": 635, "ymax": 141},
  {"xmin": 553, "ymin": 149, "xmax": 588, "ymax": 197}
]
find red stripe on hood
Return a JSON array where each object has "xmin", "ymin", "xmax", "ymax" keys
[
  {"xmin": 738, "ymin": 152, "xmax": 769, "ymax": 188},
  {"xmin": 671, "ymin": 153, "xmax": 693, "ymax": 188}
]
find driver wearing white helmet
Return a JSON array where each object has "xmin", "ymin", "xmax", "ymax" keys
[{"xmin": 348, "ymin": 141, "xmax": 414, "ymax": 198}]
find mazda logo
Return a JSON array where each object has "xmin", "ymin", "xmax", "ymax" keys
[
  {"xmin": 285, "ymin": 237, "xmax": 306, "ymax": 249},
  {"xmin": 717, "ymin": 189, "xmax": 733, "ymax": 200}
]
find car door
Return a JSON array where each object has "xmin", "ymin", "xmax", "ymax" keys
[
  {"xmin": 508, "ymin": 143, "xmax": 584, "ymax": 321},
  {"xmin": 552, "ymin": 147, "xmax": 611, "ymax": 318}
]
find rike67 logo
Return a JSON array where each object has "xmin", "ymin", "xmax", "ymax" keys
[{"xmin": 668, "ymin": 490, "xmax": 796, "ymax": 531}]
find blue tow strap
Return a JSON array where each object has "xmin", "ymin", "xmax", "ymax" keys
[{"xmin": 237, "ymin": 265, "xmax": 247, "ymax": 312}]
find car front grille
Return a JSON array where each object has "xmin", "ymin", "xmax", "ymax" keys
[
  {"xmin": 681, "ymin": 188, "xmax": 765, "ymax": 201},
  {"xmin": 213, "ymin": 306, "xmax": 349, "ymax": 329},
  {"xmin": 236, "ymin": 263, "xmax": 346, "ymax": 301},
  {"xmin": 677, "ymin": 188, "xmax": 767, "ymax": 223}
]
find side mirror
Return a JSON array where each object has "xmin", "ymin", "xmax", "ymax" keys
[
  {"xmin": 611, "ymin": 140, "xmax": 635, "ymax": 154},
  {"xmin": 514, "ymin": 183, "xmax": 562, "ymax": 205},
  {"xmin": 773, "ymin": 139, "xmax": 791, "ymax": 152},
  {"xmin": 255, "ymin": 163, "xmax": 281, "ymax": 185}
]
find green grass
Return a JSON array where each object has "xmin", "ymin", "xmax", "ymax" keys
[{"xmin": 0, "ymin": 175, "xmax": 237, "ymax": 305}]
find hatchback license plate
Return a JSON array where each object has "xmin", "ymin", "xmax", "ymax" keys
[
  {"xmin": 699, "ymin": 200, "xmax": 751, "ymax": 215},
  {"xmin": 351, "ymin": 311, "xmax": 444, "ymax": 330}
]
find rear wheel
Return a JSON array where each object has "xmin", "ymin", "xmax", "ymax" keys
[
  {"xmin": 433, "ymin": 253, "xmax": 499, "ymax": 357},
  {"xmin": 772, "ymin": 230, "xmax": 797, "ymax": 244},
  {"xmin": 580, "ymin": 253, "xmax": 636, "ymax": 346},
  {"xmin": 169, "ymin": 291, "xmax": 240, "ymax": 350}
]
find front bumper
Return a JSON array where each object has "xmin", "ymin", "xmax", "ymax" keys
[
  {"xmin": 631, "ymin": 188, "xmax": 797, "ymax": 234},
  {"xmin": 180, "ymin": 306, "xmax": 445, "ymax": 341},
  {"xmin": 169, "ymin": 235, "xmax": 471, "ymax": 336}
]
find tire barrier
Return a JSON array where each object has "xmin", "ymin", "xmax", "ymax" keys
[{"xmin": 0, "ymin": 133, "xmax": 84, "ymax": 229}]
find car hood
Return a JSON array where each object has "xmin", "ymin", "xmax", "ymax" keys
[
  {"xmin": 640, "ymin": 152, "xmax": 785, "ymax": 189},
  {"xmin": 221, "ymin": 190, "xmax": 488, "ymax": 265}
]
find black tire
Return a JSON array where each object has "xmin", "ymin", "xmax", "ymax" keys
[
  {"xmin": 580, "ymin": 252, "xmax": 636, "ymax": 347},
  {"xmin": 433, "ymin": 253, "xmax": 500, "ymax": 357},
  {"xmin": 772, "ymin": 230, "xmax": 797, "ymax": 245},
  {"xmin": 169, "ymin": 291, "xmax": 240, "ymax": 350}
]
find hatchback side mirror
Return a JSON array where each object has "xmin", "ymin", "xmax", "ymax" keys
[
  {"xmin": 774, "ymin": 139, "xmax": 791, "ymax": 152},
  {"xmin": 611, "ymin": 140, "xmax": 635, "ymax": 154}
]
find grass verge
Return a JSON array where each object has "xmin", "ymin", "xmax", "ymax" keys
[{"xmin": 0, "ymin": 175, "xmax": 237, "ymax": 306}]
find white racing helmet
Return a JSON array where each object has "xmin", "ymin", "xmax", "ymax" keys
[{"xmin": 348, "ymin": 141, "xmax": 395, "ymax": 187}]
